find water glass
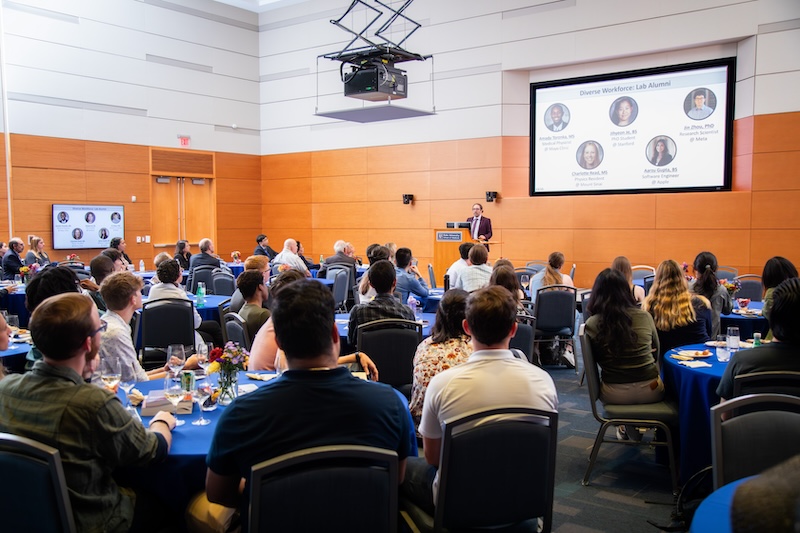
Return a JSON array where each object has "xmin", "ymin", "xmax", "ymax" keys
[
  {"xmin": 13, "ymin": 275, "xmax": 21, "ymax": 284},
  {"xmin": 726, "ymin": 326, "xmax": 740, "ymax": 352},
  {"xmin": 6, "ymin": 315, "xmax": 19, "ymax": 329},
  {"xmin": 715, "ymin": 335, "xmax": 730, "ymax": 362}
]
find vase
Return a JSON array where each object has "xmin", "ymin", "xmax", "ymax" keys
[{"xmin": 217, "ymin": 369, "xmax": 238, "ymax": 406}]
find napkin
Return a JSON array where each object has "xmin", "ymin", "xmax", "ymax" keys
[
  {"xmin": 678, "ymin": 360, "xmax": 713, "ymax": 368},
  {"xmin": 245, "ymin": 373, "xmax": 277, "ymax": 382}
]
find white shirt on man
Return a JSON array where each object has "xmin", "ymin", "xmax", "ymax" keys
[{"xmin": 445, "ymin": 258, "xmax": 469, "ymax": 289}]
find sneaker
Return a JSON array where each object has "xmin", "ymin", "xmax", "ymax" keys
[
  {"xmin": 615, "ymin": 425, "xmax": 628, "ymax": 440},
  {"xmin": 562, "ymin": 346, "xmax": 576, "ymax": 368}
]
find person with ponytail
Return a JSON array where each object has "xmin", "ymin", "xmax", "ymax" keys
[
  {"xmin": 689, "ymin": 251, "xmax": 732, "ymax": 337},
  {"xmin": 529, "ymin": 251, "xmax": 574, "ymax": 301}
]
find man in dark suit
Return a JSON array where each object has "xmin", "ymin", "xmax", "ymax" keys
[
  {"xmin": 2, "ymin": 237, "xmax": 25, "ymax": 280},
  {"xmin": 253, "ymin": 234, "xmax": 278, "ymax": 260},
  {"xmin": 318, "ymin": 240, "xmax": 358, "ymax": 304},
  {"xmin": 186, "ymin": 238, "xmax": 222, "ymax": 288},
  {"xmin": 467, "ymin": 203, "xmax": 492, "ymax": 250}
]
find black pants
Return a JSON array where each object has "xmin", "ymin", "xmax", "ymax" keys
[{"xmin": 198, "ymin": 320, "xmax": 224, "ymax": 348}]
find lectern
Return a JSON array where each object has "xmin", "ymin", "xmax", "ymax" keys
[{"xmin": 432, "ymin": 228, "xmax": 470, "ymax": 287}]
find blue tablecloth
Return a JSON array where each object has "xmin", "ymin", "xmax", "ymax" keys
[
  {"xmin": 423, "ymin": 289, "xmax": 444, "ymax": 313},
  {"xmin": 116, "ymin": 371, "xmax": 418, "ymax": 514},
  {"xmin": 0, "ymin": 290, "xmax": 29, "ymax": 328},
  {"xmin": 133, "ymin": 270, "xmax": 157, "ymax": 282},
  {"xmin": 225, "ymin": 262, "xmax": 244, "ymax": 278},
  {"xmin": 720, "ymin": 301, "xmax": 768, "ymax": 341},
  {"xmin": 662, "ymin": 343, "xmax": 728, "ymax": 484},
  {"xmin": 0, "ymin": 343, "xmax": 30, "ymax": 373},
  {"xmin": 690, "ymin": 476, "xmax": 753, "ymax": 532}
]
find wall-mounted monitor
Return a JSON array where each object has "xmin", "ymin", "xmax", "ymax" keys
[
  {"xmin": 52, "ymin": 204, "xmax": 124, "ymax": 250},
  {"xmin": 530, "ymin": 57, "xmax": 735, "ymax": 196}
]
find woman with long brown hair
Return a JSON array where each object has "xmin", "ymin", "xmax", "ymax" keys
[
  {"xmin": 611, "ymin": 256, "xmax": 645, "ymax": 305},
  {"xmin": 530, "ymin": 251, "xmax": 574, "ymax": 301}
]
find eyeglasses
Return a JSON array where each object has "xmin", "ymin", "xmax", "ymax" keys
[{"xmin": 90, "ymin": 322, "xmax": 108, "ymax": 336}]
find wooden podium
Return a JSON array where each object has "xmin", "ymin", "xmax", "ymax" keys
[{"xmin": 433, "ymin": 228, "xmax": 468, "ymax": 287}]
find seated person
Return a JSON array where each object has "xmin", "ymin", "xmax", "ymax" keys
[
  {"xmin": 445, "ymin": 243, "xmax": 474, "ymax": 290},
  {"xmin": 529, "ymin": 251, "xmax": 574, "ymax": 300},
  {"xmin": 2, "ymin": 238, "xmax": 25, "ymax": 281},
  {"xmin": 348, "ymin": 260, "xmax": 415, "ymax": 346},
  {"xmin": 271, "ymin": 239, "xmax": 311, "ymax": 277},
  {"xmin": 229, "ymin": 255, "xmax": 270, "ymax": 313},
  {"xmin": 235, "ymin": 270, "xmax": 271, "ymax": 345},
  {"xmin": 761, "ymin": 256, "xmax": 797, "ymax": 341},
  {"xmin": 489, "ymin": 265, "xmax": 525, "ymax": 308},
  {"xmin": 357, "ymin": 244, "xmax": 390, "ymax": 304},
  {"xmin": 611, "ymin": 256, "xmax": 646, "ymax": 305},
  {"xmin": 717, "ymin": 277, "xmax": 800, "ymax": 401},
  {"xmin": 394, "ymin": 247, "xmax": 428, "ymax": 305},
  {"xmin": 454, "ymin": 244, "xmax": 492, "ymax": 292},
  {"xmin": 689, "ymin": 251, "xmax": 732, "ymax": 337},
  {"xmin": 85, "ymin": 254, "xmax": 115, "ymax": 312},
  {"xmin": 644, "ymin": 259, "xmax": 712, "ymax": 358},
  {"xmin": 0, "ymin": 293, "xmax": 176, "ymax": 532},
  {"xmin": 101, "ymin": 248, "xmax": 127, "ymax": 272},
  {"xmin": 148, "ymin": 251, "xmax": 172, "ymax": 284}
]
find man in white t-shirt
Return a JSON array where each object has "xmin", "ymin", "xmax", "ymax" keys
[
  {"xmin": 445, "ymin": 242, "xmax": 473, "ymax": 289},
  {"xmin": 401, "ymin": 285, "xmax": 558, "ymax": 514}
]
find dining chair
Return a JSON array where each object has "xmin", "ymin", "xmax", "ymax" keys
[
  {"xmin": 643, "ymin": 274, "xmax": 655, "ymax": 296},
  {"xmin": 211, "ymin": 270, "xmax": 235, "ymax": 296},
  {"xmin": 187, "ymin": 265, "xmax": 216, "ymax": 295},
  {"xmin": 327, "ymin": 267, "xmax": 350, "ymax": 313},
  {"xmin": 579, "ymin": 325, "xmax": 679, "ymax": 494},
  {"xmin": 631, "ymin": 265, "xmax": 656, "ymax": 281},
  {"xmin": 533, "ymin": 285, "xmax": 577, "ymax": 366},
  {"xmin": 427, "ymin": 263, "xmax": 437, "ymax": 289},
  {"xmin": 716, "ymin": 266, "xmax": 739, "ymax": 281},
  {"xmin": 0, "ymin": 432, "xmax": 76, "ymax": 533},
  {"xmin": 217, "ymin": 298, "xmax": 231, "ymax": 344},
  {"xmin": 710, "ymin": 393, "xmax": 800, "ymax": 489},
  {"xmin": 401, "ymin": 407, "xmax": 558, "ymax": 533},
  {"xmin": 356, "ymin": 318, "xmax": 422, "ymax": 398},
  {"xmin": 525, "ymin": 260, "xmax": 547, "ymax": 273},
  {"xmin": 249, "ymin": 445, "xmax": 398, "ymax": 533},
  {"xmin": 223, "ymin": 312, "xmax": 251, "ymax": 351},
  {"xmin": 140, "ymin": 298, "xmax": 196, "ymax": 369},
  {"xmin": 733, "ymin": 371, "xmax": 800, "ymax": 398},
  {"xmin": 569, "ymin": 263, "xmax": 576, "ymax": 279},
  {"xmin": 734, "ymin": 274, "xmax": 762, "ymax": 302},
  {"xmin": 510, "ymin": 319, "xmax": 538, "ymax": 366}
]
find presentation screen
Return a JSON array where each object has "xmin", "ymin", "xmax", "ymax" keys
[
  {"xmin": 52, "ymin": 204, "xmax": 124, "ymax": 250},
  {"xmin": 530, "ymin": 58, "xmax": 735, "ymax": 196}
]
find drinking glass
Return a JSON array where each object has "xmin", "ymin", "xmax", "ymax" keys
[
  {"xmin": 167, "ymin": 344, "xmax": 186, "ymax": 380},
  {"xmin": 196, "ymin": 342, "xmax": 213, "ymax": 376},
  {"xmin": 99, "ymin": 356, "xmax": 121, "ymax": 390},
  {"xmin": 737, "ymin": 297, "xmax": 751, "ymax": 310},
  {"xmin": 13, "ymin": 275, "xmax": 21, "ymax": 284},
  {"xmin": 163, "ymin": 377, "xmax": 186, "ymax": 426},
  {"xmin": 6, "ymin": 315, "xmax": 19, "ymax": 330},
  {"xmin": 274, "ymin": 351, "xmax": 285, "ymax": 377},
  {"xmin": 118, "ymin": 363, "xmax": 142, "ymax": 421},
  {"xmin": 726, "ymin": 326, "xmax": 740, "ymax": 353},
  {"xmin": 192, "ymin": 379, "xmax": 213, "ymax": 426},
  {"xmin": 715, "ymin": 334, "xmax": 730, "ymax": 362}
]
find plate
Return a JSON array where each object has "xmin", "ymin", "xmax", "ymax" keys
[
  {"xmin": 705, "ymin": 340, "xmax": 726, "ymax": 347},
  {"xmin": 677, "ymin": 349, "xmax": 713, "ymax": 358}
]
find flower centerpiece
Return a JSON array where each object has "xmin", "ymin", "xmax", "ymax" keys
[
  {"xmin": 230, "ymin": 250, "xmax": 242, "ymax": 264},
  {"xmin": 207, "ymin": 342, "xmax": 249, "ymax": 406},
  {"xmin": 681, "ymin": 262, "xmax": 694, "ymax": 282},
  {"xmin": 19, "ymin": 263, "xmax": 39, "ymax": 283},
  {"xmin": 65, "ymin": 253, "xmax": 80, "ymax": 261},
  {"xmin": 721, "ymin": 278, "xmax": 741, "ymax": 296}
]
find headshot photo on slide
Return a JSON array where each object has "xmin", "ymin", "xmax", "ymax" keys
[
  {"xmin": 610, "ymin": 96, "xmax": 638, "ymax": 127},
  {"xmin": 577, "ymin": 140, "xmax": 604, "ymax": 170}
]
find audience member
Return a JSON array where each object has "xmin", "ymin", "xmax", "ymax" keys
[
  {"xmin": 445, "ymin": 242, "xmax": 474, "ymax": 290},
  {"xmin": 0, "ymin": 293, "xmax": 176, "ymax": 532},
  {"xmin": 2, "ymin": 237, "xmax": 25, "ymax": 280},
  {"xmin": 248, "ymin": 270, "xmax": 305, "ymax": 371},
  {"xmin": 409, "ymin": 289, "xmax": 472, "ymax": 427},
  {"xmin": 644, "ymin": 259, "xmax": 712, "ymax": 358},
  {"xmin": 228, "ymin": 255, "xmax": 270, "ymax": 313},
  {"xmin": 236, "ymin": 270, "xmax": 271, "ymax": 345},
  {"xmin": 271, "ymin": 238, "xmax": 311, "ymax": 277},
  {"xmin": 202, "ymin": 280, "xmax": 412, "ymax": 530},
  {"xmin": 489, "ymin": 265, "xmax": 525, "ymax": 307},
  {"xmin": 86, "ymin": 254, "xmax": 115, "ymax": 312},
  {"xmin": 394, "ymin": 247, "xmax": 429, "ymax": 305},
  {"xmin": 0, "ymin": 241, "xmax": 7, "ymax": 256},
  {"xmin": 385, "ymin": 242, "xmax": 398, "ymax": 264},
  {"xmin": 253, "ymin": 234, "xmax": 277, "ymax": 260},
  {"xmin": 25, "ymin": 236, "xmax": 51, "ymax": 267},
  {"xmin": 357, "ymin": 244, "xmax": 390, "ymax": 303},
  {"xmin": 717, "ymin": 277, "xmax": 800, "ymax": 401},
  {"xmin": 148, "ymin": 251, "xmax": 173, "ymax": 284},
  {"xmin": 101, "ymin": 248, "xmax": 126, "ymax": 271},
  {"xmin": 318, "ymin": 239, "xmax": 357, "ymax": 285},
  {"xmin": 530, "ymin": 251, "xmax": 574, "ymax": 300},
  {"xmin": 761, "ymin": 256, "xmax": 797, "ymax": 341},
  {"xmin": 401, "ymin": 286, "xmax": 558, "ymax": 514},
  {"xmin": 611, "ymin": 256, "xmax": 646, "ymax": 305},
  {"xmin": 296, "ymin": 240, "xmax": 317, "ymax": 270},
  {"xmin": 455, "ymin": 244, "xmax": 492, "ymax": 292},
  {"xmin": 109, "ymin": 237, "xmax": 132, "ymax": 265},
  {"xmin": 689, "ymin": 251, "xmax": 732, "ymax": 337},
  {"xmin": 174, "ymin": 240, "xmax": 192, "ymax": 270},
  {"xmin": 348, "ymin": 260, "xmax": 414, "ymax": 346}
]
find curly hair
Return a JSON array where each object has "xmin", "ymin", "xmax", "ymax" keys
[{"xmin": 644, "ymin": 260, "xmax": 702, "ymax": 331}]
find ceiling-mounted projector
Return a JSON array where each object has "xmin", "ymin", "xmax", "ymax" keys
[{"xmin": 344, "ymin": 63, "xmax": 407, "ymax": 101}]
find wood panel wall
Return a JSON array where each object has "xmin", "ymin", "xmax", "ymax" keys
[{"xmin": 4, "ymin": 111, "xmax": 798, "ymax": 288}]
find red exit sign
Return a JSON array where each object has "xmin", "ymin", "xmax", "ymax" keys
[{"xmin": 178, "ymin": 136, "xmax": 191, "ymax": 147}]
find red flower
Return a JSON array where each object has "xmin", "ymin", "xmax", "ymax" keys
[{"xmin": 209, "ymin": 347, "xmax": 223, "ymax": 363}]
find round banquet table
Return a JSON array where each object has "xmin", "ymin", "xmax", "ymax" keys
[
  {"xmin": 689, "ymin": 476, "xmax": 754, "ymax": 532},
  {"xmin": 0, "ymin": 342, "xmax": 30, "ymax": 373},
  {"xmin": 423, "ymin": 288, "xmax": 444, "ymax": 312},
  {"xmin": 720, "ymin": 301, "xmax": 768, "ymax": 342},
  {"xmin": 115, "ymin": 371, "xmax": 418, "ymax": 517},
  {"xmin": 662, "ymin": 343, "xmax": 732, "ymax": 484},
  {"xmin": 0, "ymin": 289, "xmax": 29, "ymax": 327},
  {"xmin": 225, "ymin": 262, "xmax": 244, "ymax": 278}
]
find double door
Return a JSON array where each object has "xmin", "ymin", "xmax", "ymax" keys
[{"xmin": 151, "ymin": 176, "xmax": 215, "ymax": 251}]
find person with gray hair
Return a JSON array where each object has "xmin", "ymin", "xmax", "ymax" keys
[
  {"xmin": 272, "ymin": 238, "xmax": 310, "ymax": 277},
  {"xmin": 318, "ymin": 238, "xmax": 358, "ymax": 281},
  {"xmin": 186, "ymin": 237, "xmax": 224, "ymax": 287},
  {"xmin": 2, "ymin": 237, "xmax": 25, "ymax": 280}
]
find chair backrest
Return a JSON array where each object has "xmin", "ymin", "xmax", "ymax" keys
[
  {"xmin": 734, "ymin": 274, "xmax": 763, "ymax": 302},
  {"xmin": 578, "ymin": 325, "xmax": 604, "ymax": 422},
  {"xmin": 435, "ymin": 407, "xmax": 557, "ymax": 532},
  {"xmin": 327, "ymin": 268, "xmax": 349, "ymax": 312},
  {"xmin": 427, "ymin": 263, "xmax": 437, "ymax": 289},
  {"xmin": 533, "ymin": 285, "xmax": 577, "ymax": 335},
  {"xmin": 579, "ymin": 290, "xmax": 592, "ymax": 320},
  {"xmin": 716, "ymin": 265, "xmax": 738, "ymax": 281},
  {"xmin": 188, "ymin": 265, "xmax": 216, "ymax": 294},
  {"xmin": 228, "ymin": 289, "xmax": 245, "ymax": 314},
  {"xmin": 224, "ymin": 312, "xmax": 251, "ymax": 351},
  {"xmin": 141, "ymin": 298, "xmax": 196, "ymax": 363},
  {"xmin": 0, "ymin": 432, "xmax": 76, "ymax": 533},
  {"xmin": 711, "ymin": 393, "xmax": 800, "ymax": 489},
  {"xmin": 212, "ymin": 271, "xmax": 235, "ymax": 296},
  {"xmin": 249, "ymin": 445, "xmax": 398, "ymax": 533},
  {"xmin": 217, "ymin": 298, "xmax": 232, "ymax": 344},
  {"xmin": 643, "ymin": 274, "xmax": 655, "ymax": 296},
  {"xmin": 356, "ymin": 319, "xmax": 422, "ymax": 390},
  {"xmin": 631, "ymin": 265, "xmax": 655, "ymax": 281},
  {"xmin": 525, "ymin": 261, "xmax": 547, "ymax": 273},
  {"xmin": 569, "ymin": 263, "xmax": 576, "ymax": 279},
  {"xmin": 514, "ymin": 267, "xmax": 536, "ymax": 288},
  {"xmin": 509, "ymin": 321, "xmax": 536, "ymax": 364},
  {"xmin": 733, "ymin": 371, "xmax": 800, "ymax": 398}
]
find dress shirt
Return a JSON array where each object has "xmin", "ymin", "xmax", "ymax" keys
[
  {"xmin": 96, "ymin": 310, "xmax": 149, "ymax": 383},
  {"xmin": 445, "ymin": 258, "xmax": 469, "ymax": 289},
  {"xmin": 395, "ymin": 267, "xmax": 429, "ymax": 305},
  {"xmin": 688, "ymin": 105, "xmax": 713, "ymax": 120},
  {"xmin": 455, "ymin": 264, "xmax": 492, "ymax": 292}
]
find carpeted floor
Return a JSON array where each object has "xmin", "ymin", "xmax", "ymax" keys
[{"xmin": 547, "ymin": 362, "xmax": 677, "ymax": 533}]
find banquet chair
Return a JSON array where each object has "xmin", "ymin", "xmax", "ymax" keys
[
  {"xmin": 643, "ymin": 274, "xmax": 655, "ymax": 296},
  {"xmin": 510, "ymin": 320, "xmax": 538, "ymax": 366},
  {"xmin": 140, "ymin": 298, "xmax": 196, "ymax": 369},
  {"xmin": 710, "ymin": 393, "xmax": 800, "ymax": 489},
  {"xmin": 734, "ymin": 274, "xmax": 763, "ymax": 302},
  {"xmin": 327, "ymin": 267, "xmax": 350, "ymax": 312},
  {"xmin": 733, "ymin": 371, "xmax": 800, "ymax": 398},
  {"xmin": 579, "ymin": 290, "xmax": 592, "ymax": 320},
  {"xmin": 211, "ymin": 270, "xmax": 235, "ymax": 296},
  {"xmin": 217, "ymin": 298, "xmax": 232, "ymax": 344},
  {"xmin": 0, "ymin": 432, "xmax": 76, "ymax": 533},
  {"xmin": 579, "ymin": 325, "xmax": 679, "ymax": 494},
  {"xmin": 427, "ymin": 263, "xmax": 437, "ymax": 288},
  {"xmin": 631, "ymin": 265, "xmax": 655, "ymax": 281},
  {"xmin": 249, "ymin": 445, "xmax": 398, "ymax": 533},
  {"xmin": 716, "ymin": 266, "xmax": 738, "ymax": 281},
  {"xmin": 569, "ymin": 263, "xmax": 576, "ymax": 279},
  {"xmin": 401, "ymin": 407, "xmax": 558, "ymax": 533},
  {"xmin": 187, "ymin": 265, "xmax": 216, "ymax": 295},
  {"xmin": 356, "ymin": 319, "xmax": 422, "ymax": 398},
  {"xmin": 533, "ymin": 285, "xmax": 577, "ymax": 366},
  {"xmin": 223, "ymin": 312, "xmax": 251, "ymax": 351},
  {"xmin": 515, "ymin": 267, "xmax": 537, "ymax": 291},
  {"xmin": 525, "ymin": 260, "xmax": 547, "ymax": 273}
]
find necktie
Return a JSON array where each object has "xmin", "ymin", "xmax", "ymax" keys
[{"xmin": 472, "ymin": 217, "xmax": 478, "ymax": 239}]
